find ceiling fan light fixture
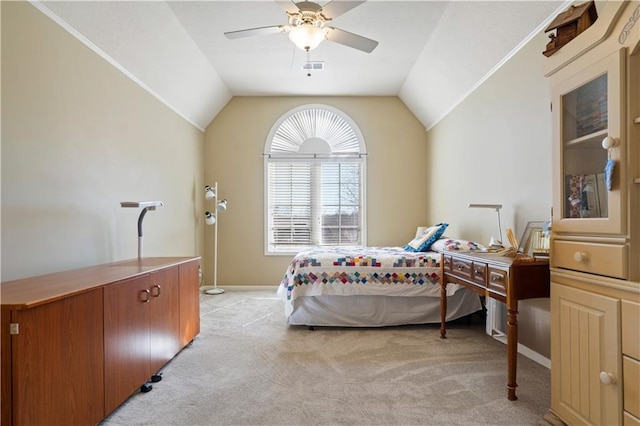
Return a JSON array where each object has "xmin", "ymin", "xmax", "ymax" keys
[{"xmin": 288, "ymin": 23, "xmax": 326, "ymax": 51}]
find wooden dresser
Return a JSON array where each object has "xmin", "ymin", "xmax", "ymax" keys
[
  {"xmin": 543, "ymin": 1, "xmax": 640, "ymax": 424},
  {"xmin": 1, "ymin": 256, "xmax": 201, "ymax": 426}
]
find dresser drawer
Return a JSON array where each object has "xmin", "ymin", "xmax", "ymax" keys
[
  {"xmin": 552, "ymin": 240, "xmax": 627, "ymax": 279},
  {"xmin": 622, "ymin": 300, "xmax": 640, "ymax": 360},
  {"xmin": 487, "ymin": 267, "xmax": 507, "ymax": 296},
  {"xmin": 624, "ymin": 356, "xmax": 640, "ymax": 419}
]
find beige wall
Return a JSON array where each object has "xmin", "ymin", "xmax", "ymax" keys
[
  {"xmin": 1, "ymin": 2, "xmax": 205, "ymax": 281},
  {"xmin": 204, "ymin": 96, "xmax": 429, "ymax": 286},
  {"xmin": 426, "ymin": 31, "xmax": 553, "ymax": 359},
  {"xmin": 426, "ymin": 32, "xmax": 553, "ymax": 244}
]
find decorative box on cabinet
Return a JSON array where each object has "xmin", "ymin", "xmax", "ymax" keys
[
  {"xmin": 544, "ymin": 1, "xmax": 640, "ymax": 425},
  {"xmin": 1, "ymin": 256, "xmax": 201, "ymax": 426}
]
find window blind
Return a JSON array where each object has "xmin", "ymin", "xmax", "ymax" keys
[{"xmin": 267, "ymin": 161, "xmax": 361, "ymax": 251}]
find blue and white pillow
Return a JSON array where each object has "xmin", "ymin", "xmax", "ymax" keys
[{"xmin": 404, "ymin": 223, "xmax": 449, "ymax": 252}]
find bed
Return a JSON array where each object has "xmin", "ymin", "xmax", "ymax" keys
[{"xmin": 276, "ymin": 243, "xmax": 484, "ymax": 327}]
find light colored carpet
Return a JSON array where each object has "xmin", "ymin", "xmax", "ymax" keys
[{"xmin": 100, "ymin": 290, "xmax": 551, "ymax": 426}]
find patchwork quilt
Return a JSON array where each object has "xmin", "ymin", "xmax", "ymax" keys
[{"xmin": 277, "ymin": 247, "xmax": 463, "ymax": 313}]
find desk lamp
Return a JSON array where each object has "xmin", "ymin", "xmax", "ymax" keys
[
  {"xmin": 468, "ymin": 203, "xmax": 503, "ymax": 248},
  {"xmin": 120, "ymin": 201, "xmax": 164, "ymax": 258}
]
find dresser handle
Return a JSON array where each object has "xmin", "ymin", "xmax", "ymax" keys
[
  {"xmin": 491, "ymin": 275, "xmax": 501, "ymax": 282},
  {"xmin": 599, "ymin": 371, "xmax": 616, "ymax": 385},
  {"xmin": 573, "ymin": 252, "xmax": 588, "ymax": 263},
  {"xmin": 457, "ymin": 265, "xmax": 464, "ymax": 270}
]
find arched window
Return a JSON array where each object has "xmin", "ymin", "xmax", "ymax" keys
[{"xmin": 264, "ymin": 104, "xmax": 367, "ymax": 254}]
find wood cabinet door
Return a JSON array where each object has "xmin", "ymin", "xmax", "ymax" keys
[
  {"xmin": 149, "ymin": 267, "xmax": 180, "ymax": 374},
  {"xmin": 551, "ymin": 282, "xmax": 621, "ymax": 425},
  {"xmin": 104, "ymin": 274, "xmax": 151, "ymax": 415},
  {"xmin": 179, "ymin": 260, "xmax": 200, "ymax": 347},
  {"xmin": 11, "ymin": 289, "xmax": 104, "ymax": 425}
]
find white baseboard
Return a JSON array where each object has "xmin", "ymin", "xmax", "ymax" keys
[
  {"xmin": 200, "ymin": 285, "xmax": 279, "ymax": 292},
  {"xmin": 491, "ymin": 333, "xmax": 551, "ymax": 369}
]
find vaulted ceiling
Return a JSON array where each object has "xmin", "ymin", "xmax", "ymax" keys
[{"xmin": 36, "ymin": 1, "xmax": 569, "ymax": 131}]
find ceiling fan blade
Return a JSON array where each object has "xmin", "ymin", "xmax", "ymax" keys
[
  {"xmin": 275, "ymin": 0, "xmax": 299, "ymax": 14},
  {"xmin": 224, "ymin": 25, "xmax": 287, "ymax": 39},
  {"xmin": 320, "ymin": 1, "xmax": 366, "ymax": 19},
  {"xmin": 325, "ymin": 27, "xmax": 378, "ymax": 53}
]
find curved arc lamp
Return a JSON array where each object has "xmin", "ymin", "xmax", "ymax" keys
[{"xmin": 204, "ymin": 182, "xmax": 227, "ymax": 295}]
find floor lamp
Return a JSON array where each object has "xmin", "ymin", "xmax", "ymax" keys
[
  {"xmin": 205, "ymin": 182, "xmax": 227, "ymax": 295},
  {"xmin": 120, "ymin": 201, "xmax": 164, "ymax": 258},
  {"xmin": 468, "ymin": 203, "xmax": 503, "ymax": 248}
]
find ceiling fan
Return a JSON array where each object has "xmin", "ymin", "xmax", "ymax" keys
[{"xmin": 224, "ymin": 0, "xmax": 378, "ymax": 53}]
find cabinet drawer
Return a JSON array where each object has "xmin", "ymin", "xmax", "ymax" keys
[
  {"xmin": 624, "ymin": 356, "xmax": 640, "ymax": 419},
  {"xmin": 625, "ymin": 412, "xmax": 640, "ymax": 426},
  {"xmin": 488, "ymin": 267, "xmax": 507, "ymax": 295},
  {"xmin": 622, "ymin": 300, "xmax": 640, "ymax": 360},
  {"xmin": 553, "ymin": 240, "xmax": 627, "ymax": 279},
  {"xmin": 451, "ymin": 258, "xmax": 472, "ymax": 279}
]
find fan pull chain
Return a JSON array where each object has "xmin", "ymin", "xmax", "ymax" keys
[{"xmin": 306, "ymin": 48, "xmax": 311, "ymax": 77}]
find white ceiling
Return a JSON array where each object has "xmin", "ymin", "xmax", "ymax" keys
[{"xmin": 36, "ymin": 0, "xmax": 569, "ymax": 131}]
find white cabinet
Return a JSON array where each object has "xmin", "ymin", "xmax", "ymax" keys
[{"xmin": 545, "ymin": 1, "xmax": 640, "ymax": 424}]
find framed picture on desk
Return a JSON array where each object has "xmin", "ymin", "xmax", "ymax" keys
[{"xmin": 518, "ymin": 221, "xmax": 551, "ymax": 258}]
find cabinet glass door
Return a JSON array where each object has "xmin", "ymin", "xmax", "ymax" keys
[
  {"xmin": 554, "ymin": 49, "xmax": 625, "ymax": 234},
  {"xmin": 562, "ymin": 73, "xmax": 609, "ymax": 219}
]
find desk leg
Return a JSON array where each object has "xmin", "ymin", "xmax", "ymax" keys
[
  {"xmin": 506, "ymin": 304, "xmax": 518, "ymax": 401},
  {"xmin": 440, "ymin": 281, "xmax": 447, "ymax": 339}
]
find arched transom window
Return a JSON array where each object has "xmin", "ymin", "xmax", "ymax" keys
[{"xmin": 264, "ymin": 104, "xmax": 367, "ymax": 254}]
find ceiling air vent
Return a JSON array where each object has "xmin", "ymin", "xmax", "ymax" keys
[{"xmin": 302, "ymin": 61, "xmax": 324, "ymax": 71}]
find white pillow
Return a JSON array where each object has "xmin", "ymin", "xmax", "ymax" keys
[{"xmin": 430, "ymin": 238, "xmax": 486, "ymax": 252}]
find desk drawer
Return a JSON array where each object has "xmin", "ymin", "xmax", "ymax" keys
[
  {"xmin": 472, "ymin": 262, "xmax": 487, "ymax": 285},
  {"xmin": 553, "ymin": 240, "xmax": 627, "ymax": 279},
  {"xmin": 488, "ymin": 268, "xmax": 507, "ymax": 295},
  {"xmin": 451, "ymin": 258, "xmax": 472, "ymax": 279},
  {"xmin": 443, "ymin": 255, "xmax": 452, "ymax": 272},
  {"xmin": 624, "ymin": 356, "xmax": 640, "ymax": 419}
]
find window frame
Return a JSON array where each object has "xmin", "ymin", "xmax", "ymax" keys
[{"xmin": 263, "ymin": 104, "xmax": 367, "ymax": 256}]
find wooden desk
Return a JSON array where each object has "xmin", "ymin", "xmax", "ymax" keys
[{"xmin": 439, "ymin": 251, "xmax": 549, "ymax": 401}]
